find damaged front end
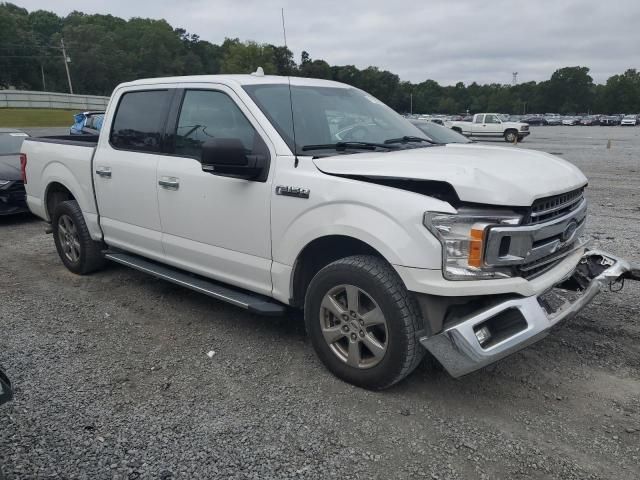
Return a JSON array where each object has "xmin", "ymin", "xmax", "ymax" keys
[{"xmin": 420, "ymin": 250, "xmax": 640, "ymax": 378}]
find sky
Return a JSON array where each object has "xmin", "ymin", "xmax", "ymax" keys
[{"xmin": 15, "ymin": 0, "xmax": 640, "ymax": 85}]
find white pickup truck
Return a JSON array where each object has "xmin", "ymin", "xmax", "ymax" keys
[
  {"xmin": 22, "ymin": 74, "xmax": 638, "ymax": 390},
  {"xmin": 448, "ymin": 113, "xmax": 530, "ymax": 142}
]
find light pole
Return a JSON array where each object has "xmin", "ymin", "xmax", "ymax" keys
[{"xmin": 60, "ymin": 38, "xmax": 73, "ymax": 94}]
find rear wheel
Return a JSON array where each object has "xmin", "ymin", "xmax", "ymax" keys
[
  {"xmin": 304, "ymin": 255, "xmax": 425, "ymax": 390},
  {"xmin": 52, "ymin": 200, "xmax": 106, "ymax": 274}
]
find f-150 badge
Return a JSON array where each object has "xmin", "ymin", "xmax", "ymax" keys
[{"xmin": 275, "ymin": 186, "xmax": 310, "ymax": 199}]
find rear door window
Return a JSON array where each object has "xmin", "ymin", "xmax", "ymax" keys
[
  {"xmin": 110, "ymin": 90, "xmax": 172, "ymax": 153},
  {"xmin": 474, "ymin": 115, "xmax": 484, "ymax": 124}
]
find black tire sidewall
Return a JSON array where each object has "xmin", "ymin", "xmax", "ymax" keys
[
  {"xmin": 505, "ymin": 131, "xmax": 516, "ymax": 142},
  {"xmin": 52, "ymin": 201, "xmax": 91, "ymax": 274},
  {"xmin": 304, "ymin": 259, "xmax": 417, "ymax": 390}
]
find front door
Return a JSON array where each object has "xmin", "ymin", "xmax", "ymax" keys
[
  {"xmin": 483, "ymin": 114, "xmax": 503, "ymax": 135},
  {"xmin": 156, "ymin": 87, "xmax": 274, "ymax": 295}
]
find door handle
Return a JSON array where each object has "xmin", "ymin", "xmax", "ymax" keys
[
  {"xmin": 159, "ymin": 177, "xmax": 180, "ymax": 190},
  {"xmin": 95, "ymin": 166, "xmax": 112, "ymax": 178}
]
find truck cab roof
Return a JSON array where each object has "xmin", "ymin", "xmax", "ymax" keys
[{"xmin": 117, "ymin": 74, "xmax": 352, "ymax": 90}]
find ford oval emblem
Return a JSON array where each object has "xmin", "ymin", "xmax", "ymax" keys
[{"xmin": 561, "ymin": 220, "xmax": 578, "ymax": 242}]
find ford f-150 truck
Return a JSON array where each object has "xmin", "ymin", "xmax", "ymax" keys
[
  {"xmin": 21, "ymin": 74, "xmax": 639, "ymax": 390},
  {"xmin": 448, "ymin": 113, "xmax": 530, "ymax": 142}
]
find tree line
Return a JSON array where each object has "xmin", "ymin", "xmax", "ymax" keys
[{"xmin": 1, "ymin": 2, "xmax": 639, "ymax": 114}]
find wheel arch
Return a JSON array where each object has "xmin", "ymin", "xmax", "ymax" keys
[
  {"xmin": 45, "ymin": 181, "xmax": 76, "ymax": 221},
  {"xmin": 289, "ymin": 235, "xmax": 391, "ymax": 308}
]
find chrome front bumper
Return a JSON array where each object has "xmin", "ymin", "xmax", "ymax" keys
[{"xmin": 420, "ymin": 250, "xmax": 640, "ymax": 378}]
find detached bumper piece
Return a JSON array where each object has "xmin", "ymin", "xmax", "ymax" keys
[{"xmin": 420, "ymin": 250, "xmax": 640, "ymax": 377}]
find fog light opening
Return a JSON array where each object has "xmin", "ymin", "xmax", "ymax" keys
[{"xmin": 474, "ymin": 325, "xmax": 492, "ymax": 346}]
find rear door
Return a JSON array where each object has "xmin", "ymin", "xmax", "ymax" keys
[
  {"xmin": 156, "ymin": 85, "xmax": 275, "ymax": 295},
  {"xmin": 94, "ymin": 87, "xmax": 174, "ymax": 260}
]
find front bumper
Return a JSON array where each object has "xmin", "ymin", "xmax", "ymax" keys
[
  {"xmin": 0, "ymin": 181, "xmax": 29, "ymax": 216},
  {"xmin": 420, "ymin": 250, "xmax": 639, "ymax": 377}
]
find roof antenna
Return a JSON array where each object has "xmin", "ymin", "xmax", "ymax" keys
[{"xmin": 281, "ymin": 7, "xmax": 299, "ymax": 167}]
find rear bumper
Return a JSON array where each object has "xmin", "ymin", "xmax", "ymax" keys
[{"xmin": 420, "ymin": 250, "xmax": 639, "ymax": 377}]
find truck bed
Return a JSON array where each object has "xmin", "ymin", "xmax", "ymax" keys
[{"xmin": 22, "ymin": 135, "xmax": 101, "ymax": 237}]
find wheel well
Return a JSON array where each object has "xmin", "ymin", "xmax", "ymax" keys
[
  {"xmin": 290, "ymin": 235, "xmax": 386, "ymax": 308},
  {"xmin": 45, "ymin": 182, "xmax": 75, "ymax": 220},
  {"xmin": 504, "ymin": 128, "xmax": 518, "ymax": 135}
]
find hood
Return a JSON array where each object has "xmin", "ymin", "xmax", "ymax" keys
[
  {"xmin": 0, "ymin": 154, "xmax": 21, "ymax": 181},
  {"xmin": 312, "ymin": 144, "xmax": 587, "ymax": 207}
]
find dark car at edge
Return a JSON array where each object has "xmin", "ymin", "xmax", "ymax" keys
[{"xmin": 0, "ymin": 128, "xmax": 30, "ymax": 216}]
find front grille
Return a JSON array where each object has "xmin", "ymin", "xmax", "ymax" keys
[
  {"xmin": 526, "ymin": 188, "xmax": 585, "ymax": 225},
  {"xmin": 484, "ymin": 187, "xmax": 588, "ymax": 280},
  {"xmin": 517, "ymin": 243, "xmax": 578, "ymax": 279}
]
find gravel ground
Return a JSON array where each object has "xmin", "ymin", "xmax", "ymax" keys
[{"xmin": 1, "ymin": 126, "xmax": 639, "ymax": 479}]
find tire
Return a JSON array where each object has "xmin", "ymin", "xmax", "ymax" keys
[
  {"xmin": 304, "ymin": 255, "xmax": 425, "ymax": 390},
  {"xmin": 504, "ymin": 130, "xmax": 518, "ymax": 143},
  {"xmin": 52, "ymin": 200, "xmax": 106, "ymax": 275}
]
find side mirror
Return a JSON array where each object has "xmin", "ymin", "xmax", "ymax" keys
[
  {"xmin": 201, "ymin": 138, "xmax": 266, "ymax": 180},
  {"xmin": 0, "ymin": 368, "xmax": 13, "ymax": 406}
]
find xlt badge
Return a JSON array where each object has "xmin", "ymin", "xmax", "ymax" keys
[{"xmin": 275, "ymin": 185, "xmax": 310, "ymax": 199}]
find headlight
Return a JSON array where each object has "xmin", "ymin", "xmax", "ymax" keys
[{"xmin": 424, "ymin": 211, "xmax": 522, "ymax": 280}]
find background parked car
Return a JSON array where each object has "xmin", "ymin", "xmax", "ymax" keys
[
  {"xmin": 562, "ymin": 116, "xmax": 581, "ymax": 126},
  {"xmin": 544, "ymin": 115, "xmax": 562, "ymax": 125},
  {"xmin": 580, "ymin": 115, "xmax": 600, "ymax": 126},
  {"xmin": 410, "ymin": 119, "xmax": 473, "ymax": 144},
  {"xmin": 522, "ymin": 115, "xmax": 548, "ymax": 126},
  {"xmin": 0, "ymin": 128, "xmax": 30, "ymax": 216},
  {"xmin": 621, "ymin": 114, "xmax": 639, "ymax": 126},
  {"xmin": 600, "ymin": 115, "xmax": 621, "ymax": 126},
  {"xmin": 70, "ymin": 111, "xmax": 105, "ymax": 135}
]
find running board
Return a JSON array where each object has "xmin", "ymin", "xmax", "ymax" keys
[{"xmin": 103, "ymin": 251, "xmax": 286, "ymax": 316}]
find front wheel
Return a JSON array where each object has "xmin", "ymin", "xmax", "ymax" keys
[
  {"xmin": 52, "ymin": 200, "xmax": 106, "ymax": 275},
  {"xmin": 504, "ymin": 130, "xmax": 518, "ymax": 143},
  {"xmin": 304, "ymin": 255, "xmax": 425, "ymax": 390}
]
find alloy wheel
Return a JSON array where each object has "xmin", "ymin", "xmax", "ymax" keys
[{"xmin": 319, "ymin": 284, "xmax": 388, "ymax": 369}]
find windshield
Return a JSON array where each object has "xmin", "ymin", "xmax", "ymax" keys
[
  {"xmin": 243, "ymin": 84, "xmax": 428, "ymax": 154},
  {"xmin": 0, "ymin": 132, "xmax": 29, "ymax": 155},
  {"xmin": 410, "ymin": 121, "xmax": 471, "ymax": 144}
]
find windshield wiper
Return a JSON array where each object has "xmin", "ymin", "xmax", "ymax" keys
[
  {"xmin": 301, "ymin": 141, "xmax": 398, "ymax": 152},
  {"xmin": 384, "ymin": 136, "xmax": 437, "ymax": 145}
]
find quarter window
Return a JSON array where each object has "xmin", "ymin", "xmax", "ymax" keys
[
  {"xmin": 110, "ymin": 90, "xmax": 172, "ymax": 152},
  {"xmin": 174, "ymin": 90, "xmax": 258, "ymax": 160},
  {"xmin": 474, "ymin": 115, "xmax": 484, "ymax": 124}
]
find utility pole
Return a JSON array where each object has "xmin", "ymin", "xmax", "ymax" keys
[
  {"xmin": 410, "ymin": 93, "xmax": 413, "ymax": 115},
  {"xmin": 512, "ymin": 72, "xmax": 518, "ymax": 86},
  {"xmin": 40, "ymin": 64, "xmax": 46, "ymax": 91},
  {"xmin": 60, "ymin": 38, "xmax": 73, "ymax": 94}
]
